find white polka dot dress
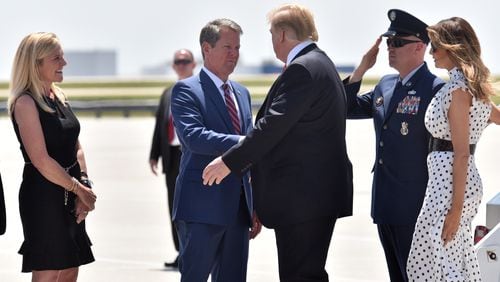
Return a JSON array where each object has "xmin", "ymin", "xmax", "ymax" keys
[{"xmin": 407, "ymin": 68, "xmax": 491, "ymax": 281}]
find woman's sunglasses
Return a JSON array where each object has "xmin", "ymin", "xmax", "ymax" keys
[{"xmin": 430, "ymin": 43, "xmax": 439, "ymax": 53}]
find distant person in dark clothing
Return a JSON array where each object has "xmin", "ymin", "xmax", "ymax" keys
[{"xmin": 149, "ymin": 49, "xmax": 196, "ymax": 268}]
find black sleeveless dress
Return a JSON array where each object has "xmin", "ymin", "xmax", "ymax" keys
[{"xmin": 12, "ymin": 94, "xmax": 94, "ymax": 272}]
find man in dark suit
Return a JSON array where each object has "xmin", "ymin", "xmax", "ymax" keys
[
  {"xmin": 343, "ymin": 9, "xmax": 444, "ymax": 282},
  {"xmin": 203, "ymin": 4, "xmax": 353, "ymax": 282},
  {"xmin": 149, "ymin": 48, "xmax": 196, "ymax": 268},
  {"xmin": 171, "ymin": 18, "xmax": 261, "ymax": 282}
]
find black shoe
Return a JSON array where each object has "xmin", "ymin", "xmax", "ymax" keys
[{"xmin": 164, "ymin": 257, "xmax": 179, "ymax": 268}]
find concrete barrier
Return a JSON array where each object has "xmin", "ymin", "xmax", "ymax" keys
[{"xmin": 1, "ymin": 99, "xmax": 264, "ymax": 117}]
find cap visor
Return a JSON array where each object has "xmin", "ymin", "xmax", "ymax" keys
[{"xmin": 382, "ymin": 30, "xmax": 396, "ymax": 37}]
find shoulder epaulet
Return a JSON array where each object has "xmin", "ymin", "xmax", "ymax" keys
[{"xmin": 432, "ymin": 77, "xmax": 445, "ymax": 93}]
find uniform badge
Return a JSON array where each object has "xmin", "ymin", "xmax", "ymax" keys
[
  {"xmin": 400, "ymin": 122, "xmax": 409, "ymax": 136},
  {"xmin": 375, "ymin": 96, "xmax": 384, "ymax": 107},
  {"xmin": 408, "ymin": 90, "xmax": 416, "ymax": 95},
  {"xmin": 389, "ymin": 10, "xmax": 397, "ymax": 21}
]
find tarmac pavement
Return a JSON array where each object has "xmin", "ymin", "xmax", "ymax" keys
[{"xmin": 0, "ymin": 116, "xmax": 499, "ymax": 282}]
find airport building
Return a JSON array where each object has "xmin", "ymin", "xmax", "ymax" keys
[{"xmin": 64, "ymin": 50, "xmax": 117, "ymax": 77}]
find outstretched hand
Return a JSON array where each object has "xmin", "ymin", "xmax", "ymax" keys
[{"xmin": 202, "ymin": 157, "xmax": 231, "ymax": 186}]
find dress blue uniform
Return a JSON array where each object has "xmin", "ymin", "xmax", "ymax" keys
[
  {"xmin": 344, "ymin": 9, "xmax": 445, "ymax": 282},
  {"xmin": 346, "ymin": 64, "xmax": 443, "ymax": 225}
]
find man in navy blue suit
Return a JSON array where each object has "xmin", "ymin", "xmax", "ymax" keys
[
  {"xmin": 170, "ymin": 18, "xmax": 261, "ymax": 282},
  {"xmin": 343, "ymin": 9, "xmax": 444, "ymax": 282}
]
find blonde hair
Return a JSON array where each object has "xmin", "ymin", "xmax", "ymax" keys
[
  {"xmin": 427, "ymin": 17, "xmax": 494, "ymax": 101},
  {"xmin": 268, "ymin": 4, "xmax": 318, "ymax": 42},
  {"xmin": 8, "ymin": 32, "xmax": 67, "ymax": 115}
]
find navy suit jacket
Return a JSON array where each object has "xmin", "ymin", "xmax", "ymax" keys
[
  {"xmin": 345, "ymin": 63, "xmax": 444, "ymax": 225},
  {"xmin": 223, "ymin": 44, "xmax": 353, "ymax": 228},
  {"xmin": 171, "ymin": 70, "xmax": 253, "ymax": 226}
]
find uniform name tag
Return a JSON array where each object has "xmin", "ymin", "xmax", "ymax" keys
[{"xmin": 396, "ymin": 96, "xmax": 421, "ymax": 115}]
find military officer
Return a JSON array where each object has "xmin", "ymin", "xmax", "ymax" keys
[{"xmin": 344, "ymin": 9, "xmax": 444, "ymax": 282}]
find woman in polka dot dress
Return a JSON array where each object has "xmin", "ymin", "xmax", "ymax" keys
[{"xmin": 407, "ymin": 17, "xmax": 500, "ymax": 281}]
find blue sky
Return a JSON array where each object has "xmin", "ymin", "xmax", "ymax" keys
[{"xmin": 1, "ymin": 0, "xmax": 498, "ymax": 80}]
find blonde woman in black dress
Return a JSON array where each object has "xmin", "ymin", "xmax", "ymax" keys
[{"xmin": 8, "ymin": 32, "xmax": 97, "ymax": 282}]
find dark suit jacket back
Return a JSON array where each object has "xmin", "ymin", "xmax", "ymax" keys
[{"xmin": 224, "ymin": 44, "xmax": 353, "ymax": 228}]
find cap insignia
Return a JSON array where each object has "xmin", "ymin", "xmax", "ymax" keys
[{"xmin": 389, "ymin": 11, "xmax": 397, "ymax": 21}]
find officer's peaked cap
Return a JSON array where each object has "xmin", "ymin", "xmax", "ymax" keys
[{"xmin": 382, "ymin": 9, "xmax": 429, "ymax": 43}]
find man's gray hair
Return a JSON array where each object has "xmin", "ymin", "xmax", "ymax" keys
[{"xmin": 199, "ymin": 18, "xmax": 243, "ymax": 48}]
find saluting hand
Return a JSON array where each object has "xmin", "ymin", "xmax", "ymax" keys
[
  {"xmin": 360, "ymin": 36, "xmax": 382, "ymax": 71},
  {"xmin": 350, "ymin": 37, "xmax": 382, "ymax": 83}
]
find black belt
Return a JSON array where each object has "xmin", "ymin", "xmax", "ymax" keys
[{"xmin": 429, "ymin": 137, "xmax": 476, "ymax": 155}]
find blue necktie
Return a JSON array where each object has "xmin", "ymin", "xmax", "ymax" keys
[{"xmin": 388, "ymin": 81, "xmax": 403, "ymax": 111}]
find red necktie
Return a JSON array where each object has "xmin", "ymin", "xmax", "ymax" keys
[
  {"xmin": 222, "ymin": 83, "xmax": 241, "ymax": 135},
  {"xmin": 168, "ymin": 112, "xmax": 174, "ymax": 144}
]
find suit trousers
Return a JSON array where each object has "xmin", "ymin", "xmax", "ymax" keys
[
  {"xmin": 274, "ymin": 216, "xmax": 336, "ymax": 282},
  {"xmin": 176, "ymin": 194, "xmax": 249, "ymax": 282},
  {"xmin": 165, "ymin": 145, "xmax": 181, "ymax": 252},
  {"xmin": 376, "ymin": 224, "xmax": 414, "ymax": 282}
]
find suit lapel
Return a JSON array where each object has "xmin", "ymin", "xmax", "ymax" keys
[
  {"xmin": 199, "ymin": 70, "xmax": 235, "ymax": 133},
  {"xmin": 256, "ymin": 75, "xmax": 281, "ymax": 121},
  {"xmin": 384, "ymin": 81, "xmax": 402, "ymax": 119}
]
